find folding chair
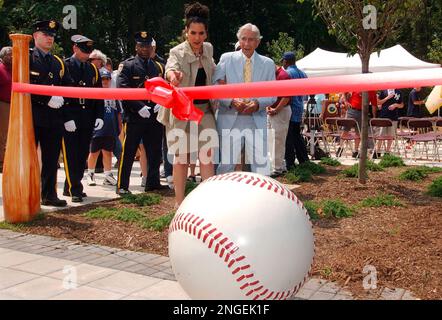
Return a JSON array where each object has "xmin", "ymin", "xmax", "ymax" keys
[
  {"xmin": 335, "ymin": 118, "xmax": 360, "ymax": 158},
  {"xmin": 408, "ymin": 119, "xmax": 438, "ymax": 161},
  {"xmin": 323, "ymin": 117, "xmax": 341, "ymax": 155},
  {"xmin": 369, "ymin": 118, "xmax": 399, "ymax": 158},
  {"xmin": 302, "ymin": 116, "xmax": 330, "ymax": 157},
  {"xmin": 396, "ymin": 117, "xmax": 416, "ymax": 158}
]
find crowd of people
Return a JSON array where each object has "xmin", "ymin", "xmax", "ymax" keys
[{"xmin": 0, "ymin": 2, "xmax": 437, "ymax": 209}]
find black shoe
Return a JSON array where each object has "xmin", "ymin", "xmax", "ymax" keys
[
  {"xmin": 71, "ymin": 196, "xmax": 83, "ymax": 203},
  {"xmin": 63, "ymin": 191, "xmax": 87, "ymax": 197},
  {"xmin": 117, "ymin": 188, "xmax": 131, "ymax": 195},
  {"xmin": 352, "ymin": 151, "xmax": 359, "ymax": 158},
  {"xmin": 270, "ymin": 171, "xmax": 284, "ymax": 178},
  {"xmin": 187, "ymin": 175, "xmax": 197, "ymax": 183},
  {"xmin": 145, "ymin": 184, "xmax": 169, "ymax": 192},
  {"xmin": 41, "ymin": 198, "xmax": 67, "ymax": 207}
]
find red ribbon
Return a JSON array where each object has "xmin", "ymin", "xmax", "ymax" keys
[
  {"xmin": 144, "ymin": 77, "xmax": 203, "ymax": 123},
  {"xmin": 11, "ymin": 68, "xmax": 442, "ymax": 122}
]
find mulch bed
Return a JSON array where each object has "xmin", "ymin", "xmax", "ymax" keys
[{"xmin": 15, "ymin": 166, "xmax": 442, "ymax": 300}]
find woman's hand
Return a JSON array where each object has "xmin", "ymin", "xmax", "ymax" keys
[{"xmin": 167, "ymin": 70, "xmax": 183, "ymax": 86}]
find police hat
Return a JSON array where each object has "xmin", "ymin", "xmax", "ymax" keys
[
  {"xmin": 99, "ymin": 68, "xmax": 112, "ymax": 79},
  {"xmin": 281, "ymin": 51, "xmax": 296, "ymax": 62},
  {"xmin": 71, "ymin": 34, "xmax": 94, "ymax": 54},
  {"xmin": 134, "ymin": 31, "xmax": 153, "ymax": 45},
  {"xmin": 33, "ymin": 20, "xmax": 59, "ymax": 36}
]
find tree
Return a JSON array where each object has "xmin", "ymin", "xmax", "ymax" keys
[
  {"xmin": 313, "ymin": 0, "xmax": 420, "ymax": 184},
  {"xmin": 266, "ymin": 32, "xmax": 305, "ymax": 63}
]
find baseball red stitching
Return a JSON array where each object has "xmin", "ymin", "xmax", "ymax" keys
[{"xmin": 169, "ymin": 206, "xmax": 314, "ymax": 300}]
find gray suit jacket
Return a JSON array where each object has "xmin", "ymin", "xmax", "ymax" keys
[{"xmin": 213, "ymin": 50, "xmax": 276, "ymax": 132}]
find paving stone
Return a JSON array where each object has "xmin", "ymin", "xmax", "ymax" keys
[
  {"xmin": 0, "ymin": 267, "xmax": 39, "ymax": 290},
  {"xmin": 87, "ymin": 271, "xmax": 162, "ymax": 295},
  {"xmin": 49, "ymin": 285, "xmax": 125, "ymax": 300},
  {"xmin": 2, "ymin": 276, "xmax": 68, "ymax": 299},
  {"xmin": 109, "ymin": 260, "xmax": 140, "ymax": 271},
  {"xmin": 131, "ymin": 267, "xmax": 162, "ymax": 277},
  {"xmin": 332, "ymin": 294, "xmax": 354, "ymax": 300},
  {"xmin": 309, "ymin": 291, "xmax": 336, "ymax": 300},
  {"xmin": 0, "ymin": 251, "xmax": 42, "ymax": 267},
  {"xmin": 380, "ymin": 287, "xmax": 406, "ymax": 300},
  {"xmin": 46, "ymin": 263, "xmax": 119, "ymax": 286},
  {"xmin": 302, "ymin": 278, "xmax": 328, "ymax": 292},
  {"xmin": 87, "ymin": 256, "xmax": 128, "ymax": 268},
  {"xmin": 147, "ymin": 256, "xmax": 170, "ymax": 266},
  {"xmin": 132, "ymin": 253, "xmax": 160, "ymax": 264},
  {"xmin": 149, "ymin": 271, "xmax": 176, "ymax": 281},
  {"xmin": 401, "ymin": 290, "xmax": 419, "ymax": 300},
  {"xmin": 70, "ymin": 253, "xmax": 105, "ymax": 264},
  {"xmin": 128, "ymin": 280, "xmax": 189, "ymax": 300},
  {"xmin": 11, "ymin": 257, "xmax": 80, "ymax": 276},
  {"xmin": 319, "ymin": 282, "xmax": 341, "ymax": 294},
  {"xmin": 294, "ymin": 288, "xmax": 315, "ymax": 300}
]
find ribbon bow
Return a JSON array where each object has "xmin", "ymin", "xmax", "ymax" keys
[{"xmin": 144, "ymin": 77, "xmax": 203, "ymax": 124}]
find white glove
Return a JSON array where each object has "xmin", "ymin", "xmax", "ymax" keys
[
  {"xmin": 153, "ymin": 104, "xmax": 161, "ymax": 113},
  {"xmin": 64, "ymin": 120, "xmax": 76, "ymax": 132},
  {"xmin": 95, "ymin": 118, "xmax": 104, "ymax": 131},
  {"xmin": 48, "ymin": 96, "xmax": 64, "ymax": 109},
  {"xmin": 138, "ymin": 105, "xmax": 151, "ymax": 118}
]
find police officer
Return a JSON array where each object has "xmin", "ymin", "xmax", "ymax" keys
[
  {"xmin": 117, "ymin": 31, "xmax": 167, "ymax": 194},
  {"xmin": 62, "ymin": 35, "xmax": 104, "ymax": 202},
  {"xmin": 30, "ymin": 20, "xmax": 71, "ymax": 207}
]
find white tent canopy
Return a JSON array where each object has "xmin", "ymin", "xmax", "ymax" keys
[{"xmin": 296, "ymin": 45, "xmax": 441, "ymax": 77}]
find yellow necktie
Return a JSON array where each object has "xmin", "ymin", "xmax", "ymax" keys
[{"xmin": 244, "ymin": 58, "xmax": 252, "ymax": 83}]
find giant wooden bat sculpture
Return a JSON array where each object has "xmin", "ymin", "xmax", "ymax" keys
[{"xmin": 2, "ymin": 34, "xmax": 40, "ymax": 223}]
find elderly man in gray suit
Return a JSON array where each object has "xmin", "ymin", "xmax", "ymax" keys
[{"xmin": 213, "ymin": 23, "xmax": 276, "ymax": 175}]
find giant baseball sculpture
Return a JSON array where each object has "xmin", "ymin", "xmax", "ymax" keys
[{"xmin": 168, "ymin": 172, "xmax": 315, "ymax": 300}]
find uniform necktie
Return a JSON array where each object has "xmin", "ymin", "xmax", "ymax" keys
[{"xmin": 244, "ymin": 58, "xmax": 252, "ymax": 83}]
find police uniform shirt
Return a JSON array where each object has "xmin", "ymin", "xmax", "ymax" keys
[
  {"xmin": 63, "ymin": 55, "xmax": 104, "ymax": 128},
  {"xmin": 30, "ymin": 47, "xmax": 72, "ymax": 128},
  {"xmin": 117, "ymin": 55, "xmax": 164, "ymax": 124}
]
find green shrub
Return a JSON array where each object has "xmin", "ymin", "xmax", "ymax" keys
[
  {"xmin": 285, "ymin": 167, "xmax": 313, "ymax": 183},
  {"xmin": 379, "ymin": 154, "xmax": 405, "ymax": 168},
  {"xmin": 299, "ymin": 161, "xmax": 327, "ymax": 174},
  {"xmin": 185, "ymin": 181, "xmax": 199, "ymax": 196},
  {"xmin": 366, "ymin": 160, "xmax": 384, "ymax": 172},
  {"xmin": 427, "ymin": 177, "xmax": 442, "ymax": 197},
  {"xmin": 303, "ymin": 201, "xmax": 320, "ymax": 220},
  {"xmin": 320, "ymin": 157, "xmax": 341, "ymax": 167},
  {"xmin": 418, "ymin": 166, "xmax": 442, "ymax": 174},
  {"xmin": 84, "ymin": 207, "xmax": 145, "ymax": 223},
  {"xmin": 120, "ymin": 193, "xmax": 162, "ymax": 206},
  {"xmin": 399, "ymin": 168, "xmax": 428, "ymax": 181},
  {"xmin": 322, "ymin": 200, "xmax": 353, "ymax": 218},
  {"xmin": 142, "ymin": 211, "xmax": 176, "ymax": 231},
  {"xmin": 341, "ymin": 164, "xmax": 359, "ymax": 178},
  {"xmin": 360, "ymin": 194, "xmax": 403, "ymax": 207}
]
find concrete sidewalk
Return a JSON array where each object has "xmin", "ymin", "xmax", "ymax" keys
[
  {"xmin": 0, "ymin": 158, "xmax": 426, "ymax": 300},
  {"xmin": 0, "ymin": 229, "xmax": 419, "ymax": 300}
]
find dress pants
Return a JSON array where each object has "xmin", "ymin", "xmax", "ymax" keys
[
  {"xmin": 285, "ymin": 121, "xmax": 309, "ymax": 170},
  {"xmin": 217, "ymin": 115, "xmax": 270, "ymax": 176},
  {"xmin": 118, "ymin": 121, "xmax": 163, "ymax": 191},
  {"xmin": 62, "ymin": 127, "xmax": 94, "ymax": 197},
  {"xmin": 267, "ymin": 106, "xmax": 292, "ymax": 172},
  {"xmin": 35, "ymin": 126, "xmax": 62, "ymax": 200}
]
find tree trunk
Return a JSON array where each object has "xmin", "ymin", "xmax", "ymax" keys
[{"xmin": 358, "ymin": 55, "xmax": 370, "ymax": 184}]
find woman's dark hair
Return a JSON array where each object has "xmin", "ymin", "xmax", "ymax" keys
[{"xmin": 184, "ymin": 2, "xmax": 209, "ymax": 30}]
